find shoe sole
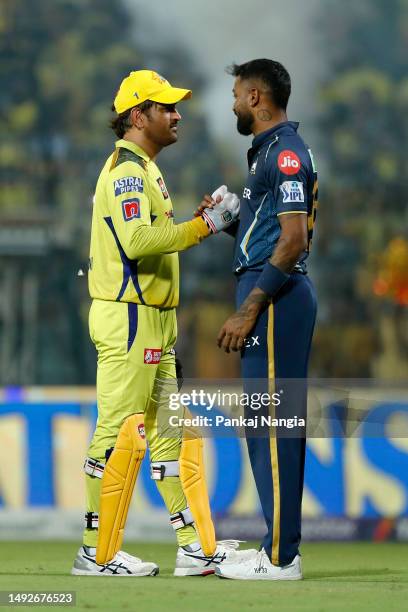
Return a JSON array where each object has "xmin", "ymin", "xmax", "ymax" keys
[
  {"xmin": 71, "ymin": 567, "xmax": 159, "ymax": 577},
  {"xmin": 216, "ymin": 572, "xmax": 302, "ymax": 581},
  {"xmin": 173, "ymin": 568, "xmax": 214, "ymax": 577}
]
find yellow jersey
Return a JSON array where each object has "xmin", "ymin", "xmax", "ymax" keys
[{"xmin": 88, "ymin": 139, "xmax": 209, "ymax": 308}]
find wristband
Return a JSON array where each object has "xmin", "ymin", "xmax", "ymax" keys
[
  {"xmin": 201, "ymin": 210, "xmax": 217, "ymax": 234},
  {"xmin": 256, "ymin": 263, "xmax": 290, "ymax": 297}
]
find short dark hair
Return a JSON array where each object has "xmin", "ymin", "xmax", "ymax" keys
[
  {"xmin": 110, "ymin": 100, "xmax": 154, "ymax": 138},
  {"xmin": 227, "ymin": 59, "xmax": 291, "ymax": 110}
]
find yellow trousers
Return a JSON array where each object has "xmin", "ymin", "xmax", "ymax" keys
[{"xmin": 84, "ymin": 298, "xmax": 196, "ymax": 548}]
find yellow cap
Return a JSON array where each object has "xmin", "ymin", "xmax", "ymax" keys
[{"xmin": 114, "ymin": 70, "xmax": 192, "ymax": 114}]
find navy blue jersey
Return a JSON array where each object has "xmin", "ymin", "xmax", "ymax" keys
[{"xmin": 232, "ymin": 121, "xmax": 318, "ymax": 274}]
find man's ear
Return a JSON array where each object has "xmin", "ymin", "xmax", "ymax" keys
[
  {"xmin": 248, "ymin": 87, "xmax": 260, "ymax": 108},
  {"xmin": 130, "ymin": 107, "xmax": 144, "ymax": 130}
]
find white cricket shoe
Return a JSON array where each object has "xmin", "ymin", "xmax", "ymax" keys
[
  {"xmin": 71, "ymin": 546, "xmax": 159, "ymax": 577},
  {"xmin": 174, "ymin": 540, "xmax": 258, "ymax": 577},
  {"xmin": 215, "ymin": 548, "xmax": 302, "ymax": 580}
]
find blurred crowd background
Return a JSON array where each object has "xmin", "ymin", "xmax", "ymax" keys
[{"xmin": 1, "ymin": 0, "xmax": 408, "ymax": 386}]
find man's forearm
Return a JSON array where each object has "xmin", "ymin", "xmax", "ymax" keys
[
  {"xmin": 255, "ymin": 231, "xmax": 307, "ymax": 299},
  {"xmin": 269, "ymin": 233, "xmax": 305, "ymax": 273},
  {"xmin": 222, "ymin": 222, "xmax": 308, "ymax": 331},
  {"xmin": 125, "ymin": 216, "xmax": 210, "ymax": 259},
  {"xmin": 233, "ymin": 287, "xmax": 269, "ymax": 324}
]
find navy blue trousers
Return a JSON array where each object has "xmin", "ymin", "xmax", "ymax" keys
[{"xmin": 237, "ymin": 270, "xmax": 317, "ymax": 565}]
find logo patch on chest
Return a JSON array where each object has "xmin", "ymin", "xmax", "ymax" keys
[
  {"xmin": 250, "ymin": 158, "xmax": 258, "ymax": 175},
  {"xmin": 114, "ymin": 176, "xmax": 144, "ymax": 196},
  {"xmin": 279, "ymin": 181, "xmax": 305, "ymax": 203},
  {"xmin": 157, "ymin": 177, "xmax": 169, "ymax": 199}
]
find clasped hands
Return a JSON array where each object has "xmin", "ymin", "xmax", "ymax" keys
[{"xmin": 195, "ymin": 185, "xmax": 240, "ymax": 233}]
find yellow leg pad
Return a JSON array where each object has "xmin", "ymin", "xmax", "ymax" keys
[
  {"xmin": 179, "ymin": 433, "xmax": 216, "ymax": 556},
  {"xmin": 96, "ymin": 414, "xmax": 146, "ymax": 565}
]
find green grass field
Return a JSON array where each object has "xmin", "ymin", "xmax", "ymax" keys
[{"xmin": 0, "ymin": 542, "xmax": 407, "ymax": 611}]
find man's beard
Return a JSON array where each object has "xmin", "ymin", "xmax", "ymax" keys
[{"xmin": 236, "ymin": 110, "xmax": 253, "ymax": 136}]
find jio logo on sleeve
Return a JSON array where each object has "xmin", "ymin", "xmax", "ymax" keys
[{"xmin": 278, "ymin": 150, "xmax": 301, "ymax": 175}]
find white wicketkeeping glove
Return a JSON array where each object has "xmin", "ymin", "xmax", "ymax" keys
[
  {"xmin": 201, "ymin": 185, "xmax": 240, "ymax": 234},
  {"xmin": 211, "ymin": 184, "xmax": 228, "ymax": 202}
]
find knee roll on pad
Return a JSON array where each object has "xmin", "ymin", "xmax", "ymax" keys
[{"xmin": 96, "ymin": 414, "xmax": 146, "ymax": 565}]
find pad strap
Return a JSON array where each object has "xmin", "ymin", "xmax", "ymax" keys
[
  {"xmin": 84, "ymin": 457, "xmax": 105, "ymax": 479},
  {"xmin": 151, "ymin": 460, "xmax": 179, "ymax": 480},
  {"xmin": 85, "ymin": 512, "xmax": 99, "ymax": 529},
  {"xmin": 170, "ymin": 507, "xmax": 194, "ymax": 530}
]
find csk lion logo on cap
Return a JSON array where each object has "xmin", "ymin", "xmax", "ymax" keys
[{"xmin": 151, "ymin": 72, "xmax": 167, "ymax": 84}]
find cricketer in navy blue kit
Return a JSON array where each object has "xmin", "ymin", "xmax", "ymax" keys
[{"xmin": 215, "ymin": 59, "xmax": 318, "ymax": 581}]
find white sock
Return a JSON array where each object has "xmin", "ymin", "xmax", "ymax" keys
[{"xmin": 182, "ymin": 542, "xmax": 201, "ymax": 553}]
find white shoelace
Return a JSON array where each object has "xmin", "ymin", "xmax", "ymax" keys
[
  {"xmin": 254, "ymin": 549, "xmax": 269, "ymax": 569},
  {"xmin": 216, "ymin": 539, "xmax": 246, "ymax": 551}
]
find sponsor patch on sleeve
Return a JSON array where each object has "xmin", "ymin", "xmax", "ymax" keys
[
  {"xmin": 122, "ymin": 198, "xmax": 141, "ymax": 221},
  {"xmin": 114, "ymin": 176, "xmax": 144, "ymax": 196},
  {"xmin": 157, "ymin": 177, "xmax": 169, "ymax": 199},
  {"xmin": 279, "ymin": 181, "xmax": 305, "ymax": 204},
  {"xmin": 277, "ymin": 150, "xmax": 301, "ymax": 175}
]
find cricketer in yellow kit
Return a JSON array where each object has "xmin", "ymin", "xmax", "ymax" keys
[{"xmin": 71, "ymin": 69, "xmax": 244, "ymax": 577}]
